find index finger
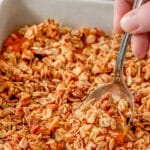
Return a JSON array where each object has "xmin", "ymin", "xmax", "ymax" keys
[{"xmin": 114, "ymin": 0, "xmax": 132, "ymax": 33}]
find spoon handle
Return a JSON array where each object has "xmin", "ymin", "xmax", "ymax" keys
[{"xmin": 114, "ymin": 0, "xmax": 144, "ymax": 82}]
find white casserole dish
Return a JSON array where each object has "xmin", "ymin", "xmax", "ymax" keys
[{"xmin": 0, "ymin": 0, "xmax": 114, "ymax": 50}]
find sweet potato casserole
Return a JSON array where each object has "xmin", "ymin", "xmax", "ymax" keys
[{"xmin": 0, "ymin": 19, "xmax": 150, "ymax": 150}]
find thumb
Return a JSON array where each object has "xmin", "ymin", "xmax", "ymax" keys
[{"xmin": 120, "ymin": 2, "xmax": 150, "ymax": 34}]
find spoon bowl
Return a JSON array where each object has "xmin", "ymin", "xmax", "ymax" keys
[{"xmin": 86, "ymin": 80, "xmax": 134, "ymax": 124}]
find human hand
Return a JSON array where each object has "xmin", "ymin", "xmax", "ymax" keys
[{"xmin": 114, "ymin": 0, "xmax": 150, "ymax": 58}]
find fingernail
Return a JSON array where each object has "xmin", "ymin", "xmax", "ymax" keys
[{"xmin": 120, "ymin": 11, "xmax": 139, "ymax": 33}]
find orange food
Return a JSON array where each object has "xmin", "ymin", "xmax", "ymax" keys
[
  {"xmin": 4, "ymin": 33, "xmax": 25, "ymax": 52},
  {"xmin": 15, "ymin": 104, "xmax": 24, "ymax": 118},
  {"xmin": 20, "ymin": 98, "xmax": 30, "ymax": 107},
  {"xmin": 30, "ymin": 125, "xmax": 40, "ymax": 134},
  {"xmin": 115, "ymin": 127, "xmax": 128, "ymax": 145},
  {"xmin": 47, "ymin": 104, "xmax": 58, "ymax": 111}
]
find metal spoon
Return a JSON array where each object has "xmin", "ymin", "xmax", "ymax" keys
[{"xmin": 85, "ymin": 0, "xmax": 144, "ymax": 124}]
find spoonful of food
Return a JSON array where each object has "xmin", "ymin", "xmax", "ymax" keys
[{"xmin": 85, "ymin": 0, "xmax": 144, "ymax": 126}]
